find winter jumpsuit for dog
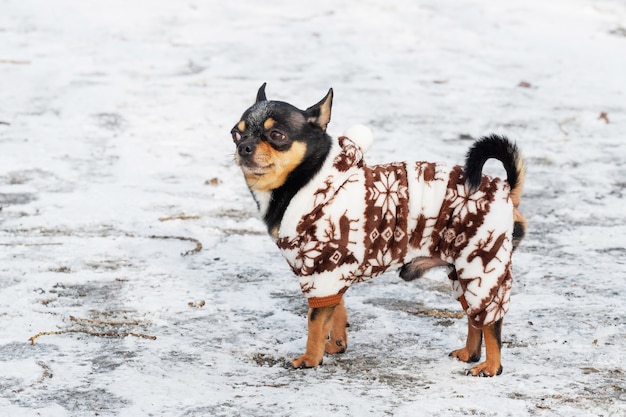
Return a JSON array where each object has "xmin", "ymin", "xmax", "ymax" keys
[{"xmin": 276, "ymin": 135, "xmax": 514, "ymax": 328}]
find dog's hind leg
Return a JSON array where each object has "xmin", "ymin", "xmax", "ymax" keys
[
  {"xmin": 448, "ymin": 263, "xmax": 506, "ymax": 376},
  {"xmin": 325, "ymin": 299, "xmax": 349, "ymax": 354},
  {"xmin": 449, "ymin": 272, "xmax": 484, "ymax": 364},
  {"xmin": 450, "ymin": 314, "xmax": 483, "ymax": 363},
  {"xmin": 292, "ymin": 305, "xmax": 336, "ymax": 368},
  {"xmin": 467, "ymin": 319, "xmax": 503, "ymax": 377}
]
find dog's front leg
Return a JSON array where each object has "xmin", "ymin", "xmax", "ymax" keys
[
  {"xmin": 291, "ymin": 305, "xmax": 336, "ymax": 368},
  {"xmin": 325, "ymin": 299, "xmax": 348, "ymax": 354}
]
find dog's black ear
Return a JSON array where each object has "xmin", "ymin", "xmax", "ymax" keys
[
  {"xmin": 256, "ymin": 83, "xmax": 268, "ymax": 103},
  {"xmin": 305, "ymin": 88, "xmax": 333, "ymax": 131}
]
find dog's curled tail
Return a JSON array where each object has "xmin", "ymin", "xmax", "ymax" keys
[
  {"xmin": 464, "ymin": 134, "xmax": 525, "ymax": 203},
  {"xmin": 465, "ymin": 134, "xmax": 527, "ymax": 249}
]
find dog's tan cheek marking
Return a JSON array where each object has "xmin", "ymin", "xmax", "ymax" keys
[
  {"xmin": 263, "ymin": 117, "xmax": 275, "ymax": 130},
  {"xmin": 237, "ymin": 120, "xmax": 246, "ymax": 132},
  {"xmin": 247, "ymin": 141, "xmax": 307, "ymax": 192},
  {"xmin": 270, "ymin": 141, "xmax": 307, "ymax": 188},
  {"xmin": 243, "ymin": 141, "xmax": 275, "ymax": 190}
]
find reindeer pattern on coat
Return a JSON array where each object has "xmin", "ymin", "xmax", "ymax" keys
[{"xmin": 276, "ymin": 137, "xmax": 514, "ymax": 328}]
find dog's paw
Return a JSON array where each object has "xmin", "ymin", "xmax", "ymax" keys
[
  {"xmin": 325, "ymin": 336, "xmax": 347, "ymax": 355},
  {"xmin": 449, "ymin": 347, "xmax": 481, "ymax": 363},
  {"xmin": 291, "ymin": 354, "xmax": 323, "ymax": 369},
  {"xmin": 466, "ymin": 361, "xmax": 503, "ymax": 377}
]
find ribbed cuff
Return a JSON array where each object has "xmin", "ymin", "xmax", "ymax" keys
[{"xmin": 308, "ymin": 293, "xmax": 344, "ymax": 308}]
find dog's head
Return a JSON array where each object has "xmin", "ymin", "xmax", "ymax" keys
[{"xmin": 231, "ymin": 83, "xmax": 333, "ymax": 193}]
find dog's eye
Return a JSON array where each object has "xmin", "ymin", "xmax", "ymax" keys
[
  {"xmin": 231, "ymin": 131, "xmax": 242, "ymax": 142},
  {"xmin": 269, "ymin": 130, "xmax": 286, "ymax": 142}
]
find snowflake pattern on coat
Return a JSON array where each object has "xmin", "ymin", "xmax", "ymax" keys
[{"xmin": 276, "ymin": 137, "xmax": 514, "ymax": 327}]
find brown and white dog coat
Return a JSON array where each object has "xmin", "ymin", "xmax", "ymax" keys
[{"xmin": 276, "ymin": 134, "xmax": 514, "ymax": 328}]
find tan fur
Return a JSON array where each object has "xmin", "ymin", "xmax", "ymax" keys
[
  {"xmin": 450, "ymin": 317, "xmax": 483, "ymax": 362},
  {"xmin": 514, "ymin": 208, "xmax": 527, "ymax": 233},
  {"xmin": 511, "ymin": 153, "xmax": 528, "ymax": 247},
  {"xmin": 511, "ymin": 154, "xmax": 526, "ymax": 209},
  {"xmin": 324, "ymin": 299, "xmax": 348, "ymax": 354},
  {"xmin": 307, "ymin": 90, "xmax": 333, "ymax": 131},
  {"xmin": 468, "ymin": 322, "xmax": 502, "ymax": 376},
  {"xmin": 237, "ymin": 120, "xmax": 246, "ymax": 132},
  {"xmin": 263, "ymin": 117, "xmax": 275, "ymax": 130},
  {"xmin": 317, "ymin": 104, "xmax": 331, "ymax": 131},
  {"xmin": 292, "ymin": 306, "xmax": 336, "ymax": 368},
  {"xmin": 242, "ymin": 141, "xmax": 307, "ymax": 192}
]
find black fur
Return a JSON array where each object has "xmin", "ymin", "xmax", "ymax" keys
[
  {"xmin": 310, "ymin": 306, "xmax": 336, "ymax": 323},
  {"xmin": 256, "ymin": 82, "xmax": 268, "ymax": 102},
  {"xmin": 464, "ymin": 134, "xmax": 521, "ymax": 192},
  {"xmin": 310, "ymin": 307, "xmax": 322, "ymax": 322},
  {"xmin": 512, "ymin": 220, "xmax": 526, "ymax": 250},
  {"xmin": 398, "ymin": 261, "xmax": 424, "ymax": 281}
]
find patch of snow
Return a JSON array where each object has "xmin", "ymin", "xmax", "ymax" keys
[{"xmin": 1, "ymin": 0, "xmax": 625, "ymax": 416}]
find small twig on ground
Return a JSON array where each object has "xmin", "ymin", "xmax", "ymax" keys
[
  {"xmin": 158, "ymin": 214, "xmax": 200, "ymax": 222},
  {"xmin": 29, "ymin": 314, "xmax": 155, "ymax": 345},
  {"xmin": 28, "ymin": 329, "xmax": 156, "ymax": 345},
  {"xmin": 148, "ymin": 235, "xmax": 202, "ymax": 256},
  {"xmin": 406, "ymin": 308, "xmax": 464, "ymax": 319}
]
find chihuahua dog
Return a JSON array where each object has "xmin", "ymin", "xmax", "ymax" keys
[{"xmin": 232, "ymin": 84, "xmax": 526, "ymax": 376}]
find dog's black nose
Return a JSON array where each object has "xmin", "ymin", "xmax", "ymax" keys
[{"xmin": 237, "ymin": 142, "xmax": 255, "ymax": 157}]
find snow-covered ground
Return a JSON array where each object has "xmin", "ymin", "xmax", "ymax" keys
[{"xmin": 1, "ymin": 0, "xmax": 625, "ymax": 415}]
